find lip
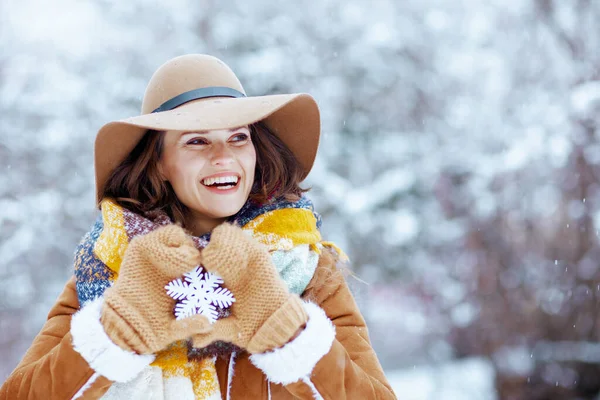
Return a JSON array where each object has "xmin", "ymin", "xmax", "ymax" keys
[{"xmin": 202, "ymin": 183, "xmax": 240, "ymax": 195}]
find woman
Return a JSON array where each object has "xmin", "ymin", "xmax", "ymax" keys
[{"xmin": 0, "ymin": 54, "xmax": 396, "ymax": 400}]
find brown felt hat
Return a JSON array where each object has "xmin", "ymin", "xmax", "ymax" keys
[{"xmin": 93, "ymin": 54, "xmax": 321, "ymax": 206}]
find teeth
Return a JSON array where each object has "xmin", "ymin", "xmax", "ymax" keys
[{"xmin": 202, "ymin": 176, "xmax": 239, "ymax": 186}]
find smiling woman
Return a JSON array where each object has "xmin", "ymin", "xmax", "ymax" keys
[
  {"xmin": 0, "ymin": 54, "xmax": 396, "ymax": 400},
  {"xmin": 103, "ymin": 121, "xmax": 308, "ymax": 237}
]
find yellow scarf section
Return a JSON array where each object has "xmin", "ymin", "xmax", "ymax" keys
[{"xmin": 91, "ymin": 198, "xmax": 343, "ymax": 399}]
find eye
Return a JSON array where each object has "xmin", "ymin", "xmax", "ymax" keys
[
  {"xmin": 186, "ymin": 137, "xmax": 209, "ymax": 145},
  {"xmin": 230, "ymin": 133, "xmax": 250, "ymax": 144}
]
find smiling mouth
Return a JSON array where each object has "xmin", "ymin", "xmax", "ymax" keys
[{"xmin": 201, "ymin": 175, "xmax": 240, "ymax": 190}]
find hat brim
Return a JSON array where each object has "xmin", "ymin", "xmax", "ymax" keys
[{"xmin": 94, "ymin": 93, "xmax": 320, "ymax": 206}]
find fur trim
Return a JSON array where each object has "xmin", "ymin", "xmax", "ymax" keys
[
  {"xmin": 70, "ymin": 372, "xmax": 100, "ymax": 400},
  {"xmin": 249, "ymin": 301, "xmax": 335, "ymax": 385},
  {"xmin": 71, "ymin": 297, "xmax": 155, "ymax": 383},
  {"xmin": 302, "ymin": 376, "xmax": 325, "ymax": 400},
  {"xmin": 226, "ymin": 351, "xmax": 236, "ymax": 400}
]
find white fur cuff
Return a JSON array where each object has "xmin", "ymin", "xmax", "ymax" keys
[
  {"xmin": 71, "ymin": 297, "xmax": 155, "ymax": 383},
  {"xmin": 249, "ymin": 301, "xmax": 335, "ymax": 385}
]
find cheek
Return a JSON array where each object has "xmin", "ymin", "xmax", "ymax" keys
[
  {"xmin": 164, "ymin": 156, "xmax": 203, "ymax": 186},
  {"xmin": 244, "ymin": 146, "xmax": 257, "ymax": 173},
  {"xmin": 171, "ymin": 167, "xmax": 189, "ymax": 185}
]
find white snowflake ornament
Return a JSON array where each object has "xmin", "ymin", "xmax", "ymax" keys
[{"xmin": 165, "ymin": 265, "xmax": 235, "ymax": 323}]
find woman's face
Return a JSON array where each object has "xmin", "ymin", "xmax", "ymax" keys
[{"xmin": 159, "ymin": 126, "xmax": 256, "ymax": 232}]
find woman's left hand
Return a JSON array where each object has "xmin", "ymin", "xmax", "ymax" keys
[{"xmin": 191, "ymin": 223, "xmax": 308, "ymax": 354}]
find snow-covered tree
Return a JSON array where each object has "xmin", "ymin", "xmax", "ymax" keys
[{"xmin": 2, "ymin": 0, "xmax": 600, "ymax": 397}]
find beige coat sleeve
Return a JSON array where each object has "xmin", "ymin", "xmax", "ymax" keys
[
  {"xmin": 0, "ymin": 277, "xmax": 113, "ymax": 400},
  {"xmin": 251, "ymin": 248, "xmax": 397, "ymax": 399}
]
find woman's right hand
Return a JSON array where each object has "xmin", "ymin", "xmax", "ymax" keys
[{"xmin": 100, "ymin": 225, "xmax": 212, "ymax": 354}]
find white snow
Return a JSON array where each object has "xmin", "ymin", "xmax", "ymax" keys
[
  {"xmin": 2, "ymin": 0, "xmax": 599, "ymax": 392},
  {"xmin": 386, "ymin": 357, "xmax": 497, "ymax": 400},
  {"xmin": 570, "ymin": 81, "xmax": 600, "ymax": 115}
]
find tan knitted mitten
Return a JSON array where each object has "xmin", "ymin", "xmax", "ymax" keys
[
  {"xmin": 101, "ymin": 225, "xmax": 212, "ymax": 354},
  {"xmin": 191, "ymin": 223, "xmax": 308, "ymax": 354}
]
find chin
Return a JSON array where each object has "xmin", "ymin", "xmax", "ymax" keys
[
  {"xmin": 209, "ymin": 203, "xmax": 246, "ymax": 218},
  {"xmin": 188, "ymin": 191, "xmax": 250, "ymax": 219}
]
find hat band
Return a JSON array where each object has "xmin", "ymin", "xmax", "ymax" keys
[{"xmin": 152, "ymin": 86, "xmax": 246, "ymax": 113}]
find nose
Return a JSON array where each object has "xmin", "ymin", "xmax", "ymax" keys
[{"xmin": 210, "ymin": 142, "xmax": 235, "ymax": 166}]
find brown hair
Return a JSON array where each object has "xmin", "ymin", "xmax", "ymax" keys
[{"xmin": 102, "ymin": 121, "xmax": 309, "ymax": 225}]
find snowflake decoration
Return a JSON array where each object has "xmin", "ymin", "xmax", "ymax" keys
[{"xmin": 165, "ymin": 265, "xmax": 235, "ymax": 323}]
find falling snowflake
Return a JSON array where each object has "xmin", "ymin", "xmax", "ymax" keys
[{"xmin": 165, "ymin": 265, "xmax": 235, "ymax": 323}]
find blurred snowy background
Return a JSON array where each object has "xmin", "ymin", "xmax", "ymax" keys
[{"xmin": 2, "ymin": 0, "xmax": 600, "ymax": 398}]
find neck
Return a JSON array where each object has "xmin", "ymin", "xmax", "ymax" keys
[{"xmin": 183, "ymin": 211, "xmax": 227, "ymax": 237}]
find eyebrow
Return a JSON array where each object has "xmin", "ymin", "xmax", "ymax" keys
[{"xmin": 179, "ymin": 127, "xmax": 249, "ymax": 138}]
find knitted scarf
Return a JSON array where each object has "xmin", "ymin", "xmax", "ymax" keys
[{"xmin": 74, "ymin": 194, "xmax": 324, "ymax": 399}]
